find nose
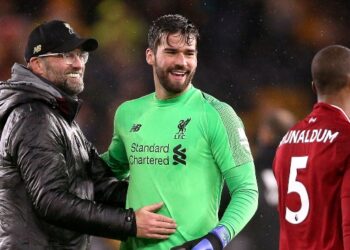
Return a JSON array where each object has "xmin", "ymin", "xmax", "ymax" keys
[
  {"xmin": 174, "ymin": 53, "xmax": 186, "ymax": 66},
  {"xmin": 71, "ymin": 55, "xmax": 84, "ymax": 68}
]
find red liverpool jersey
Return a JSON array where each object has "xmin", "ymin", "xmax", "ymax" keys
[{"xmin": 273, "ymin": 102, "xmax": 350, "ymax": 250}]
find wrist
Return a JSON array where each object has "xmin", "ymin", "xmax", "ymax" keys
[
  {"xmin": 210, "ymin": 225, "xmax": 231, "ymax": 248},
  {"xmin": 126, "ymin": 208, "xmax": 137, "ymax": 237}
]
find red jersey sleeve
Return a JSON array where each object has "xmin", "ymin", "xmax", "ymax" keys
[{"xmin": 342, "ymin": 162, "xmax": 350, "ymax": 249}]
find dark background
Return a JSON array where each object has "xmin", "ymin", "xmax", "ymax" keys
[{"xmin": 1, "ymin": 0, "xmax": 349, "ymax": 249}]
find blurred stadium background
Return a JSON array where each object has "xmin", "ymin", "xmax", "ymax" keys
[{"xmin": 1, "ymin": 0, "xmax": 349, "ymax": 249}]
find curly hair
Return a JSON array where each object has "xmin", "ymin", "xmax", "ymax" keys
[{"xmin": 147, "ymin": 14, "xmax": 200, "ymax": 52}]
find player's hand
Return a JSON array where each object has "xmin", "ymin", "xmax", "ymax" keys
[
  {"xmin": 171, "ymin": 225, "xmax": 230, "ymax": 250},
  {"xmin": 135, "ymin": 202, "xmax": 177, "ymax": 239},
  {"xmin": 171, "ymin": 233, "xmax": 222, "ymax": 250}
]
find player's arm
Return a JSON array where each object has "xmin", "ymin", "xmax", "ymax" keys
[
  {"xmin": 101, "ymin": 107, "xmax": 130, "ymax": 179},
  {"xmin": 219, "ymin": 161, "xmax": 258, "ymax": 236},
  {"xmin": 172, "ymin": 162, "xmax": 258, "ymax": 250},
  {"xmin": 342, "ymin": 162, "xmax": 350, "ymax": 249},
  {"xmin": 172, "ymin": 100, "xmax": 258, "ymax": 250},
  {"xmin": 212, "ymin": 101, "xmax": 258, "ymax": 239}
]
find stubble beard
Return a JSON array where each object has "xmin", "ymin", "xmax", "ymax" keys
[
  {"xmin": 61, "ymin": 78, "xmax": 84, "ymax": 96},
  {"xmin": 44, "ymin": 63, "xmax": 84, "ymax": 96}
]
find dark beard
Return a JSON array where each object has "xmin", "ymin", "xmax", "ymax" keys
[{"xmin": 155, "ymin": 66, "xmax": 196, "ymax": 94}]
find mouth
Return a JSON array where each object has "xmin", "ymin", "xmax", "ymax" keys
[
  {"xmin": 170, "ymin": 70, "xmax": 187, "ymax": 80},
  {"xmin": 171, "ymin": 70, "xmax": 186, "ymax": 76},
  {"xmin": 66, "ymin": 73, "xmax": 81, "ymax": 78}
]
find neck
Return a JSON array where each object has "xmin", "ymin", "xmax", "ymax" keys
[{"xmin": 318, "ymin": 89, "xmax": 350, "ymax": 117}]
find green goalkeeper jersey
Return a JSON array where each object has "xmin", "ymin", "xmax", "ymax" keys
[{"xmin": 102, "ymin": 86, "xmax": 258, "ymax": 249}]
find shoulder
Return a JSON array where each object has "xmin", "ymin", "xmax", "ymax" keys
[
  {"xmin": 117, "ymin": 93, "xmax": 153, "ymax": 113},
  {"xmin": 111, "ymin": 94, "xmax": 154, "ymax": 125},
  {"xmin": 3, "ymin": 102, "xmax": 63, "ymax": 149},
  {"xmin": 10, "ymin": 102, "xmax": 55, "ymax": 121},
  {"xmin": 200, "ymin": 91, "xmax": 241, "ymax": 124},
  {"xmin": 7, "ymin": 102, "xmax": 61, "ymax": 136}
]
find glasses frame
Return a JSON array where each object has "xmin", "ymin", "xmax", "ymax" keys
[{"xmin": 37, "ymin": 51, "xmax": 89, "ymax": 65}]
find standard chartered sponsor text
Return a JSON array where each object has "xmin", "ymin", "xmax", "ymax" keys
[
  {"xmin": 129, "ymin": 143, "xmax": 170, "ymax": 166},
  {"xmin": 131, "ymin": 143, "xmax": 169, "ymax": 153}
]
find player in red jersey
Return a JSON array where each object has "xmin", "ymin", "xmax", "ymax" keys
[{"xmin": 273, "ymin": 44, "xmax": 350, "ymax": 250}]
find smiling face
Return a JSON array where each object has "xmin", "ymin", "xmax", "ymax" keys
[
  {"xmin": 29, "ymin": 48, "xmax": 86, "ymax": 96},
  {"xmin": 146, "ymin": 32, "xmax": 197, "ymax": 99}
]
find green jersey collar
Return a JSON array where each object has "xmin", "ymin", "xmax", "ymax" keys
[{"xmin": 154, "ymin": 85, "xmax": 196, "ymax": 107}]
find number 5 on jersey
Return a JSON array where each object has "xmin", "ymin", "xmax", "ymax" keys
[{"xmin": 286, "ymin": 156, "xmax": 310, "ymax": 224}]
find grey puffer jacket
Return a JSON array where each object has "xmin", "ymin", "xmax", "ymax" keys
[{"xmin": 0, "ymin": 64, "xmax": 136, "ymax": 250}]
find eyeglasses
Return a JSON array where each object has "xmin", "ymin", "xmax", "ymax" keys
[{"xmin": 37, "ymin": 51, "xmax": 89, "ymax": 64}]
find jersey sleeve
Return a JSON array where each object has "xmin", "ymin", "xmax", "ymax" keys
[
  {"xmin": 342, "ymin": 160, "xmax": 350, "ymax": 248},
  {"xmin": 101, "ymin": 107, "xmax": 130, "ymax": 180},
  {"xmin": 220, "ymin": 162, "xmax": 258, "ymax": 237},
  {"xmin": 207, "ymin": 100, "xmax": 254, "ymax": 171},
  {"xmin": 206, "ymin": 100, "xmax": 258, "ymax": 237}
]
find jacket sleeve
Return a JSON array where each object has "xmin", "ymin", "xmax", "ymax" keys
[
  {"xmin": 87, "ymin": 143, "xmax": 128, "ymax": 208},
  {"xmin": 7, "ymin": 106, "xmax": 136, "ymax": 240}
]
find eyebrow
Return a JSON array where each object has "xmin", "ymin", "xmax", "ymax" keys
[{"xmin": 163, "ymin": 47, "xmax": 197, "ymax": 53}]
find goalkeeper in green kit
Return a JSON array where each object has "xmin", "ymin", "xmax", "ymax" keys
[{"xmin": 102, "ymin": 14, "xmax": 258, "ymax": 250}]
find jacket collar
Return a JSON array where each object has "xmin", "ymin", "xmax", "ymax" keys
[{"xmin": 6, "ymin": 63, "xmax": 82, "ymax": 123}]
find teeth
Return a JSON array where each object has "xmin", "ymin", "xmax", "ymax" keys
[
  {"xmin": 172, "ymin": 71, "xmax": 185, "ymax": 76},
  {"xmin": 67, "ymin": 73, "xmax": 80, "ymax": 78}
]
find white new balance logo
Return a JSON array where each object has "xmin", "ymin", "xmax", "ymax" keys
[{"xmin": 308, "ymin": 117, "xmax": 317, "ymax": 123}]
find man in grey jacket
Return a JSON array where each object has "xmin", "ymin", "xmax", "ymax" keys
[{"xmin": 0, "ymin": 20, "xmax": 176, "ymax": 249}]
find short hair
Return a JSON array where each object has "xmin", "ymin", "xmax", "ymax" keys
[
  {"xmin": 147, "ymin": 14, "xmax": 200, "ymax": 52},
  {"xmin": 311, "ymin": 45, "xmax": 350, "ymax": 95}
]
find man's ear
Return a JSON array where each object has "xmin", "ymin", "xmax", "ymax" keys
[
  {"xmin": 311, "ymin": 81, "xmax": 317, "ymax": 94},
  {"xmin": 145, "ymin": 48, "xmax": 154, "ymax": 65}
]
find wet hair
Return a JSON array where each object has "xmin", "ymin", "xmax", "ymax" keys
[
  {"xmin": 147, "ymin": 14, "xmax": 200, "ymax": 52},
  {"xmin": 311, "ymin": 45, "xmax": 350, "ymax": 95}
]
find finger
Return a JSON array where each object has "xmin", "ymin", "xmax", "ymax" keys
[
  {"xmin": 150, "ymin": 226, "xmax": 177, "ymax": 235},
  {"xmin": 144, "ymin": 202, "xmax": 164, "ymax": 212},
  {"xmin": 154, "ymin": 214, "xmax": 176, "ymax": 224},
  {"xmin": 152, "ymin": 220, "xmax": 177, "ymax": 230},
  {"xmin": 144, "ymin": 233, "xmax": 172, "ymax": 239}
]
